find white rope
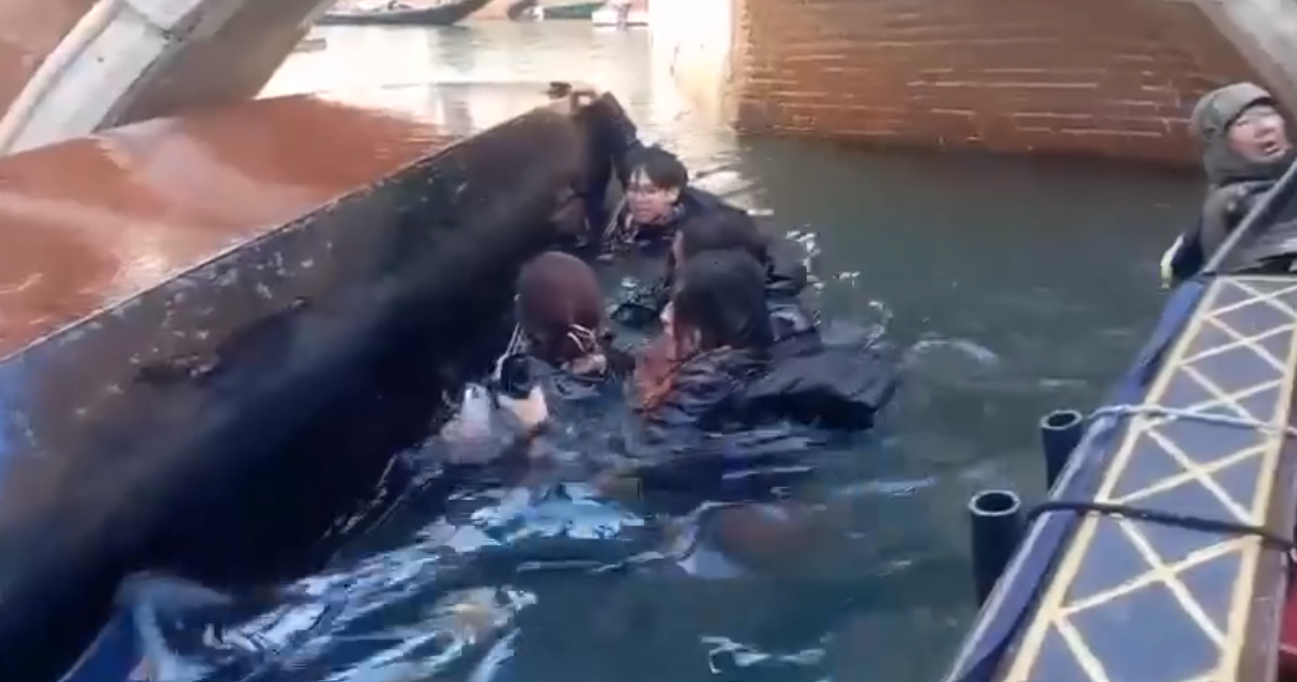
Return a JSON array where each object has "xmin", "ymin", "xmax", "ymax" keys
[
  {"xmin": 1089, "ymin": 403, "xmax": 1297, "ymax": 438},
  {"xmin": 492, "ymin": 322, "xmax": 525, "ymax": 382}
]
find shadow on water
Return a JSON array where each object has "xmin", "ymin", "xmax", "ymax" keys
[{"xmin": 128, "ymin": 21, "xmax": 1219, "ymax": 682}]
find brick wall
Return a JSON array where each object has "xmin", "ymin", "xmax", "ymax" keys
[{"xmin": 724, "ymin": 0, "xmax": 1260, "ymax": 163}]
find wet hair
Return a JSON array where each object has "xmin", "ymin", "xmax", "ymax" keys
[
  {"xmin": 672, "ymin": 250, "xmax": 773, "ymax": 352},
  {"xmin": 676, "ymin": 208, "xmax": 768, "ymax": 263},
  {"xmin": 631, "ymin": 145, "xmax": 689, "ymax": 190},
  {"xmin": 515, "ymin": 251, "xmax": 605, "ymax": 366},
  {"xmin": 635, "ymin": 251, "xmax": 772, "ymax": 412}
]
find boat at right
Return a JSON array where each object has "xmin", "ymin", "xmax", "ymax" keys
[{"xmin": 942, "ymin": 156, "xmax": 1297, "ymax": 682}]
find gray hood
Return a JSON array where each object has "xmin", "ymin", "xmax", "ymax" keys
[{"xmin": 1191, "ymin": 82, "xmax": 1289, "ymax": 186}]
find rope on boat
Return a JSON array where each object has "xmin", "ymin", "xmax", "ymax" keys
[
  {"xmin": 493, "ymin": 319, "xmax": 525, "ymax": 382},
  {"xmin": 1090, "ymin": 402, "xmax": 1297, "ymax": 438},
  {"xmin": 1026, "ymin": 402, "xmax": 1297, "ymax": 555}
]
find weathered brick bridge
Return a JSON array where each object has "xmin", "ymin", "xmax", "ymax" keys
[
  {"xmin": 0, "ymin": 0, "xmax": 1293, "ymax": 163},
  {"xmin": 653, "ymin": 0, "xmax": 1297, "ymax": 163}
]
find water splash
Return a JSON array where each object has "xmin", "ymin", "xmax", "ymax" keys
[{"xmin": 905, "ymin": 336, "xmax": 1002, "ymax": 387}]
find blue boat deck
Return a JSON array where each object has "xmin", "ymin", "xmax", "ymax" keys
[{"xmin": 999, "ymin": 275, "xmax": 1297, "ymax": 682}]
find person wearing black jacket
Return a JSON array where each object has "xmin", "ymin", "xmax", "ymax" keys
[
  {"xmin": 599, "ymin": 145, "xmax": 751, "ymax": 257},
  {"xmin": 611, "ymin": 206, "xmax": 818, "ymax": 342}
]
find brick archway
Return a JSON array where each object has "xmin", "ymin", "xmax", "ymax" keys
[{"xmin": 724, "ymin": 0, "xmax": 1262, "ymax": 163}]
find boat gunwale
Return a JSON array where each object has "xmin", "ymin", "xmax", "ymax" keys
[{"xmin": 0, "ymin": 89, "xmax": 592, "ymax": 365}]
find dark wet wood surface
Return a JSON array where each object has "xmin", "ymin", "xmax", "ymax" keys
[
  {"xmin": 0, "ymin": 84, "xmax": 602, "ymax": 682},
  {"xmin": 0, "ymin": 94, "xmax": 460, "ymax": 358}
]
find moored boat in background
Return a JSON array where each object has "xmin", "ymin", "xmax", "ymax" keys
[{"xmin": 317, "ymin": 0, "xmax": 492, "ymax": 26}]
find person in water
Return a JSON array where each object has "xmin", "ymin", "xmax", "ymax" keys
[
  {"xmin": 502, "ymin": 251, "xmax": 792, "ymax": 460},
  {"xmin": 1161, "ymin": 82, "xmax": 1294, "ymax": 286},
  {"xmin": 514, "ymin": 251, "xmax": 876, "ymax": 581},
  {"xmin": 632, "ymin": 244, "xmax": 898, "ymax": 434},
  {"xmin": 598, "ymin": 142, "xmax": 756, "ymax": 255},
  {"xmin": 441, "ymin": 251, "xmax": 629, "ymax": 463},
  {"xmin": 613, "ymin": 206, "xmax": 817, "ymax": 344},
  {"xmin": 514, "ymin": 250, "xmax": 628, "ymax": 384}
]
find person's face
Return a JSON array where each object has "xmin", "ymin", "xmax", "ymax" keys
[
  {"xmin": 1228, "ymin": 104, "xmax": 1291, "ymax": 163},
  {"xmin": 627, "ymin": 168, "xmax": 681, "ymax": 225},
  {"xmin": 662, "ymin": 298, "xmax": 699, "ymax": 358}
]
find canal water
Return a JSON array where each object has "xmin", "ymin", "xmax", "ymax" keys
[{"xmin": 197, "ymin": 21, "xmax": 1202, "ymax": 682}]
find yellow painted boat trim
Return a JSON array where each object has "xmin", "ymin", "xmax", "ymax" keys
[{"xmin": 1000, "ymin": 275, "xmax": 1297, "ymax": 682}]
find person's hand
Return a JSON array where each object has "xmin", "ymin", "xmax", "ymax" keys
[
  {"xmin": 567, "ymin": 352, "xmax": 608, "ymax": 377},
  {"xmin": 546, "ymin": 84, "xmax": 599, "ymax": 117},
  {"xmin": 498, "ymin": 385, "xmax": 549, "ymax": 431}
]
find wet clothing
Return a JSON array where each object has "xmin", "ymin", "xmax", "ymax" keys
[
  {"xmin": 611, "ymin": 239, "xmax": 817, "ymax": 343},
  {"xmin": 602, "ymin": 186, "xmax": 747, "ymax": 256},
  {"xmin": 763, "ymin": 241, "xmax": 819, "ymax": 343},
  {"xmin": 512, "ymin": 334, "xmax": 636, "ymax": 403},
  {"xmin": 1162, "ymin": 83, "xmax": 1295, "ymax": 285},
  {"xmin": 585, "ymin": 95, "xmax": 749, "ymax": 256},
  {"xmin": 617, "ymin": 339, "xmax": 899, "ymax": 502},
  {"xmin": 612, "ymin": 235, "xmax": 896, "ymax": 448},
  {"xmin": 630, "ymin": 340, "xmax": 899, "ymax": 453}
]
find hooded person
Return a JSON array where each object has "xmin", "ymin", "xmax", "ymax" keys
[{"xmin": 1161, "ymin": 82, "xmax": 1294, "ymax": 286}]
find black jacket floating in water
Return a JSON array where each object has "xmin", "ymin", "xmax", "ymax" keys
[
  {"xmin": 611, "ymin": 235, "xmax": 814, "ymax": 334},
  {"xmin": 613, "ymin": 240, "xmax": 899, "ymax": 435}
]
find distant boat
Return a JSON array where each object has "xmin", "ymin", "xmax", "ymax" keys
[
  {"xmin": 524, "ymin": 1, "xmax": 602, "ymax": 20},
  {"xmin": 317, "ymin": 0, "xmax": 493, "ymax": 25}
]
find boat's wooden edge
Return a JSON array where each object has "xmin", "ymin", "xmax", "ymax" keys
[
  {"xmin": 0, "ymin": 85, "xmax": 620, "ymax": 362},
  {"xmin": 0, "ymin": 87, "xmax": 623, "ymax": 681},
  {"xmin": 988, "ymin": 275, "xmax": 1297, "ymax": 682}
]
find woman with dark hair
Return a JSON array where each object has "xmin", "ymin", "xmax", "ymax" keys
[
  {"xmin": 504, "ymin": 252, "xmax": 851, "ymax": 583},
  {"xmin": 612, "ymin": 207, "xmax": 817, "ymax": 344},
  {"xmin": 635, "ymin": 250, "xmax": 775, "ymax": 436},
  {"xmin": 439, "ymin": 251, "xmax": 629, "ymax": 462},
  {"xmin": 515, "ymin": 250, "xmax": 619, "ymax": 381},
  {"xmin": 499, "ymin": 250, "xmax": 781, "ymax": 459},
  {"xmin": 615, "ymin": 212, "xmax": 898, "ymax": 432}
]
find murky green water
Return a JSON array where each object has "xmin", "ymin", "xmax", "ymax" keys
[{"xmin": 239, "ymin": 21, "xmax": 1204, "ymax": 682}]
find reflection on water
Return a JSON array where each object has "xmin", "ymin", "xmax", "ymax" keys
[{"xmin": 125, "ymin": 21, "xmax": 1212, "ymax": 682}]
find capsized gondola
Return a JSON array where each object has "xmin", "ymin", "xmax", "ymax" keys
[{"xmin": 0, "ymin": 82, "xmax": 626, "ymax": 682}]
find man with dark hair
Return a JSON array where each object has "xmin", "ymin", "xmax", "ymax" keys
[{"xmin": 601, "ymin": 143, "xmax": 751, "ymax": 256}]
